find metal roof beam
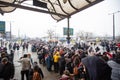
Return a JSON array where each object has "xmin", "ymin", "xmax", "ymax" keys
[
  {"xmin": 57, "ymin": 0, "xmax": 104, "ymax": 22},
  {"xmin": 0, "ymin": 1, "xmax": 67, "ymax": 17}
]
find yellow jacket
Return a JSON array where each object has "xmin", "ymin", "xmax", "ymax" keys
[{"xmin": 53, "ymin": 53, "xmax": 60, "ymax": 63}]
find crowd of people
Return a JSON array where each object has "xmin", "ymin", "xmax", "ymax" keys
[
  {"xmin": 0, "ymin": 41, "xmax": 44, "ymax": 80},
  {"xmin": 18, "ymin": 54, "xmax": 44, "ymax": 80},
  {"xmin": 0, "ymin": 43, "xmax": 15, "ymax": 80},
  {"xmin": 0, "ymin": 40, "xmax": 120, "ymax": 80},
  {"xmin": 34, "ymin": 40, "xmax": 120, "ymax": 80}
]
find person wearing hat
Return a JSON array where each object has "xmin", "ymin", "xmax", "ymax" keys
[{"xmin": 1, "ymin": 57, "xmax": 15, "ymax": 80}]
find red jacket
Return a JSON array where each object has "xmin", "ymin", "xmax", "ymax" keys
[{"xmin": 116, "ymin": 43, "xmax": 120, "ymax": 48}]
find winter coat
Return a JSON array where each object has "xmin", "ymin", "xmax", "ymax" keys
[
  {"xmin": 2, "ymin": 62, "xmax": 15, "ymax": 80},
  {"xmin": 0, "ymin": 63, "xmax": 4, "ymax": 78},
  {"xmin": 18, "ymin": 57, "xmax": 31, "ymax": 71},
  {"xmin": 46, "ymin": 55, "xmax": 52, "ymax": 69},
  {"xmin": 108, "ymin": 60, "xmax": 120, "ymax": 80}
]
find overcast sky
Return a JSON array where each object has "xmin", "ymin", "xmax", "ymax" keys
[{"xmin": 0, "ymin": 0, "xmax": 120, "ymax": 38}]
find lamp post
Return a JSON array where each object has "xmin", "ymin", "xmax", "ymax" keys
[
  {"xmin": 8, "ymin": 21, "xmax": 14, "ymax": 42},
  {"xmin": 10, "ymin": 21, "xmax": 12, "ymax": 41},
  {"xmin": 66, "ymin": 17, "xmax": 71, "ymax": 44},
  {"xmin": 109, "ymin": 11, "xmax": 120, "ymax": 41}
]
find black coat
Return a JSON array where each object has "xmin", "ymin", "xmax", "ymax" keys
[
  {"xmin": 2, "ymin": 62, "xmax": 15, "ymax": 80},
  {"xmin": 0, "ymin": 63, "xmax": 4, "ymax": 78}
]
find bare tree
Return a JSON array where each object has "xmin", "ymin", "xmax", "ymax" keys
[
  {"xmin": 76, "ymin": 30, "xmax": 93, "ymax": 41},
  {"xmin": 84, "ymin": 32, "xmax": 93, "ymax": 40},
  {"xmin": 47, "ymin": 29, "xmax": 55, "ymax": 39}
]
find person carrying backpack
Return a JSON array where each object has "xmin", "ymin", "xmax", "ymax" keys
[
  {"xmin": 30, "ymin": 62, "xmax": 44, "ymax": 80},
  {"xmin": 32, "ymin": 66, "xmax": 41, "ymax": 80},
  {"xmin": 77, "ymin": 63, "xmax": 86, "ymax": 80},
  {"xmin": 73, "ymin": 57, "xmax": 86, "ymax": 80}
]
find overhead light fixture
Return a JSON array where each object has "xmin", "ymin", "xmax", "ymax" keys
[
  {"xmin": 33, "ymin": 0, "xmax": 47, "ymax": 9},
  {"xmin": 0, "ymin": 9, "xmax": 4, "ymax": 15},
  {"xmin": 63, "ymin": 0, "xmax": 67, "ymax": 4}
]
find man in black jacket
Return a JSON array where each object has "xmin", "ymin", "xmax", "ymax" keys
[
  {"xmin": 1, "ymin": 57, "xmax": 15, "ymax": 80},
  {"xmin": 0, "ymin": 62, "xmax": 4, "ymax": 78}
]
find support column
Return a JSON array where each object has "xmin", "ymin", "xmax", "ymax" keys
[
  {"xmin": 113, "ymin": 14, "xmax": 115, "ymax": 40},
  {"xmin": 66, "ymin": 17, "xmax": 71, "ymax": 44}
]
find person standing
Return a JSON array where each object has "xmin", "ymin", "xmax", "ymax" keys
[
  {"xmin": 22, "ymin": 43, "xmax": 26, "ymax": 52},
  {"xmin": 8, "ymin": 42, "xmax": 12, "ymax": 50},
  {"xmin": 107, "ymin": 52, "xmax": 120, "ymax": 80},
  {"xmin": 45, "ymin": 53, "xmax": 53, "ymax": 71},
  {"xmin": 26, "ymin": 42, "xmax": 29, "ymax": 52},
  {"xmin": 9, "ymin": 50, "xmax": 14, "ymax": 63},
  {"xmin": 16, "ymin": 43, "xmax": 20, "ymax": 52},
  {"xmin": 32, "ymin": 66, "xmax": 41, "ymax": 80},
  {"xmin": 29, "ymin": 62, "xmax": 44, "ymax": 80},
  {"xmin": 53, "ymin": 52, "xmax": 61, "ymax": 73},
  {"xmin": 18, "ymin": 54, "xmax": 31, "ymax": 80},
  {"xmin": 13, "ymin": 43, "xmax": 17, "ymax": 51},
  {"xmin": 33, "ymin": 62, "xmax": 44, "ymax": 79},
  {"xmin": 1, "ymin": 57, "xmax": 15, "ymax": 80},
  {"xmin": 59, "ymin": 54, "xmax": 66, "ymax": 75}
]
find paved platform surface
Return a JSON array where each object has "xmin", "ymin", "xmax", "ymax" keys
[{"xmin": 13, "ymin": 45, "xmax": 60, "ymax": 80}]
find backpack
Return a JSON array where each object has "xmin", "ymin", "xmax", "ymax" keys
[
  {"xmin": 73, "ymin": 65, "xmax": 87, "ymax": 79},
  {"xmin": 73, "ymin": 66, "xmax": 79, "ymax": 75},
  {"xmin": 32, "ymin": 71, "xmax": 41, "ymax": 80},
  {"xmin": 78, "ymin": 65, "xmax": 86, "ymax": 79}
]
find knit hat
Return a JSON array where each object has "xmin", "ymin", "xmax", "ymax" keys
[
  {"xmin": 1, "ymin": 57, "xmax": 8, "ymax": 63},
  {"xmin": 63, "ymin": 70, "xmax": 70, "ymax": 76}
]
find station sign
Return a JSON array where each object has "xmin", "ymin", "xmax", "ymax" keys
[
  {"xmin": 0, "ymin": 21, "xmax": 5, "ymax": 34},
  {"xmin": 63, "ymin": 27, "xmax": 73, "ymax": 36}
]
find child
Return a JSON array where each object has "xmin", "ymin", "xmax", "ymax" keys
[{"xmin": 32, "ymin": 66, "xmax": 41, "ymax": 80}]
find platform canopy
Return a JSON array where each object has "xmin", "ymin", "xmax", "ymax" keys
[{"xmin": 0, "ymin": 0, "xmax": 103, "ymax": 21}]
